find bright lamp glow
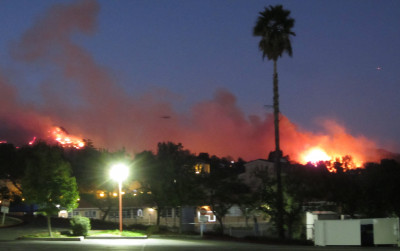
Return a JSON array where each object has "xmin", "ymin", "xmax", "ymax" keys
[
  {"xmin": 110, "ymin": 163, "xmax": 129, "ymax": 233},
  {"xmin": 110, "ymin": 163, "xmax": 129, "ymax": 183}
]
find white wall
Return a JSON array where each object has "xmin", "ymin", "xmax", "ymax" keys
[
  {"xmin": 373, "ymin": 218, "xmax": 399, "ymax": 245},
  {"xmin": 306, "ymin": 211, "xmax": 339, "ymax": 240},
  {"xmin": 315, "ymin": 220, "xmax": 361, "ymax": 246}
]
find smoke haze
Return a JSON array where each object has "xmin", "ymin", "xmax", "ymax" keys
[{"xmin": 0, "ymin": 0, "xmax": 386, "ymax": 163}]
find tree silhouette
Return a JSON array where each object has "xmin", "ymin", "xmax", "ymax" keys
[
  {"xmin": 21, "ymin": 142, "xmax": 79, "ymax": 237},
  {"xmin": 253, "ymin": 4, "xmax": 295, "ymax": 238}
]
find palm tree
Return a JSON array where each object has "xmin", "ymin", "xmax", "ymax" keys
[{"xmin": 253, "ymin": 5, "xmax": 295, "ymax": 239}]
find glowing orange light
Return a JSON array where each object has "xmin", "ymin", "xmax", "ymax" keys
[
  {"xmin": 301, "ymin": 147, "xmax": 331, "ymax": 165},
  {"xmin": 299, "ymin": 146, "xmax": 365, "ymax": 172},
  {"xmin": 28, "ymin": 137, "xmax": 37, "ymax": 145},
  {"xmin": 49, "ymin": 126, "xmax": 85, "ymax": 149}
]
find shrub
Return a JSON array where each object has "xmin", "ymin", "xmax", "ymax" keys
[
  {"xmin": 70, "ymin": 216, "xmax": 91, "ymax": 236},
  {"xmin": 129, "ymin": 223, "xmax": 148, "ymax": 231},
  {"xmin": 90, "ymin": 219, "xmax": 120, "ymax": 230},
  {"xmin": 146, "ymin": 225, "xmax": 160, "ymax": 236}
]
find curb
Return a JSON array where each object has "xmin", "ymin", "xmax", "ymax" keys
[
  {"xmin": 17, "ymin": 236, "xmax": 148, "ymax": 241},
  {"xmin": 18, "ymin": 236, "xmax": 84, "ymax": 241},
  {"xmin": 151, "ymin": 235, "xmax": 202, "ymax": 239},
  {"xmin": 85, "ymin": 236, "xmax": 148, "ymax": 239}
]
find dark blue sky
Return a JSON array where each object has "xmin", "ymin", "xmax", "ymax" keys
[{"xmin": 0, "ymin": 0, "xmax": 399, "ymax": 158}]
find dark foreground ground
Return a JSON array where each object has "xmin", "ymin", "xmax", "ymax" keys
[
  {"xmin": 0, "ymin": 216, "xmax": 398, "ymax": 251},
  {"xmin": 1, "ymin": 238, "xmax": 400, "ymax": 251}
]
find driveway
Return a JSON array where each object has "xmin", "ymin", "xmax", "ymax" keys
[{"xmin": 0, "ymin": 216, "xmax": 69, "ymax": 241}]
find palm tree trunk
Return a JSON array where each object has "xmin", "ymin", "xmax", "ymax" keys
[{"xmin": 273, "ymin": 60, "xmax": 285, "ymax": 239}]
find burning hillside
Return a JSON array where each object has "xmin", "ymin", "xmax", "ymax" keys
[
  {"xmin": 49, "ymin": 126, "xmax": 85, "ymax": 149},
  {"xmin": 0, "ymin": 110, "xmax": 387, "ymax": 170},
  {"xmin": 0, "ymin": 0, "xmax": 396, "ymax": 168},
  {"xmin": 300, "ymin": 147, "xmax": 359, "ymax": 172},
  {"xmin": 0, "ymin": 126, "xmax": 85, "ymax": 150}
]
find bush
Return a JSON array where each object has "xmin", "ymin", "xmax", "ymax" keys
[
  {"xmin": 146, "ymin": 225, "xmax": 160, "ymax": 236},
  {"xmin": 128, "ymin": 223, "xmax": 148, "ymax": 231},
  {"xmin": 90, "ymin": 219, "xmax": 120, "ymax": 230},
  {"xmin": 145, "ymin": 225, "xmax": 172, "ymax": 236},
  {"xmin": 70, "ymin": 216, "xmax": 91, "ymax": 236}
]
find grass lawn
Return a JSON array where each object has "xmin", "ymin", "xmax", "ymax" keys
[
  {"xmin": 23, "ymin": 232, "xmax": 75, "ymax": 238},
  {"xmin": 23, "ymin": 229, "xmax": 146, "ymax": 238},
  {"xmin": 88, "ymin": 229, "xmax": 146, "ymax": 237}
]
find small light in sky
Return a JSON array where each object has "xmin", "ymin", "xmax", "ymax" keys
[{"xmin": 376, "ymin": 66, "xmax": 382, "ymax": 70}]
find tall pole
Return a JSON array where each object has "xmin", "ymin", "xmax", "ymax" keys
[
  {"xmin": 110, "ymin": 163, "xmax": 128, "ymax": 234},
  {"xmin": 273, "ymin": 60, "xmax": 284, "ymax": 239},
  {"xmin": 119, "ymin": 181, "xmax": 123, "ymax": 233}
]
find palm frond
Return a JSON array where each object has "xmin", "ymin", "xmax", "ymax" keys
[{"xmin": 253, "ymin": 5, "xmax": 295, "ymax": 61}]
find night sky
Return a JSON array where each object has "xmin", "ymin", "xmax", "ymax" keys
[{"xmin": 0, "ymin": 0, "xmax": 399, "ymax": 162}]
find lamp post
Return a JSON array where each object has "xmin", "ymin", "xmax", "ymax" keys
[{"xmin": 110, "ymin": 163, "xmax": 129, "ymax": 233}]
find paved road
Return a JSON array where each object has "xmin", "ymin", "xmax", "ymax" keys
[
  {"xmin": 0, "ymin": 220, "xmax": 399, "ymax": 251},
  {"xmin": 0, "ymin": 238, "xmax": 399, "ymax": 251}
]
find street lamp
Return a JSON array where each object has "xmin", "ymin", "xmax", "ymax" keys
[{"xmin": 110, "ymin": 163, "xmax": 129, "ymax": 233}]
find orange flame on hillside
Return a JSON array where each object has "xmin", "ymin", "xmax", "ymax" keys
[
  {"xmin": 49, "ymin": 126, "xmax": 85, "ymax": 149},
  {"xmin": 299, "ymin": 146, "xmax": 364, "ymax": 172},
  {"xmin": 277, "ymin": 118, "xmax": 382, "ymax": 172},
  {"xmin": 1, "ymin": 127, "xmax": 84, "ymax": 149},
  {"xmin": 28, "ymin": 136, "xmax": 37, "ymax": 145},
  {"xmin": 301, "ymin": 147, "xmax": 332, "ymax": 165}
]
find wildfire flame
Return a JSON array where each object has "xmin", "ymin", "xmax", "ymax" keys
[
  {"xmin": 301, "ymin": 147, "xmax": 331, "ymax": 165},
  {"xmin": 49, "ymin": 126, "xmax": 85, "ymax": 149},
  {"xmin": 1, "ymin": 127, "xmax": 84, "ymax": 149},
  {"xmin": 28, "ymin": 136, "xmax": 37, "ymax": 145},
  {"xmin": 300, "ymin": 146, "xmax": 364, "ymax": 172}
]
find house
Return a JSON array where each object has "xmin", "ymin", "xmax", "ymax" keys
[
  {"xmin": 60, "ymin": 158, "xmax": 287, "ymax": 235},
  {"xmin": 238, "ymin": 157, "xmax": 289, "ymax": 190},
  {"xmin": 59, "ymin": 197, "xmax": 182, "ymax": 227},
  {"xmin": 238, "ymin": 159, "xmax": 274, "ymax": 191}
]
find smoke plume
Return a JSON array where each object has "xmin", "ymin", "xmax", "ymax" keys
[{"xmin": 0, "ymin": 0, "xmax": 386, "ymax": 164}]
